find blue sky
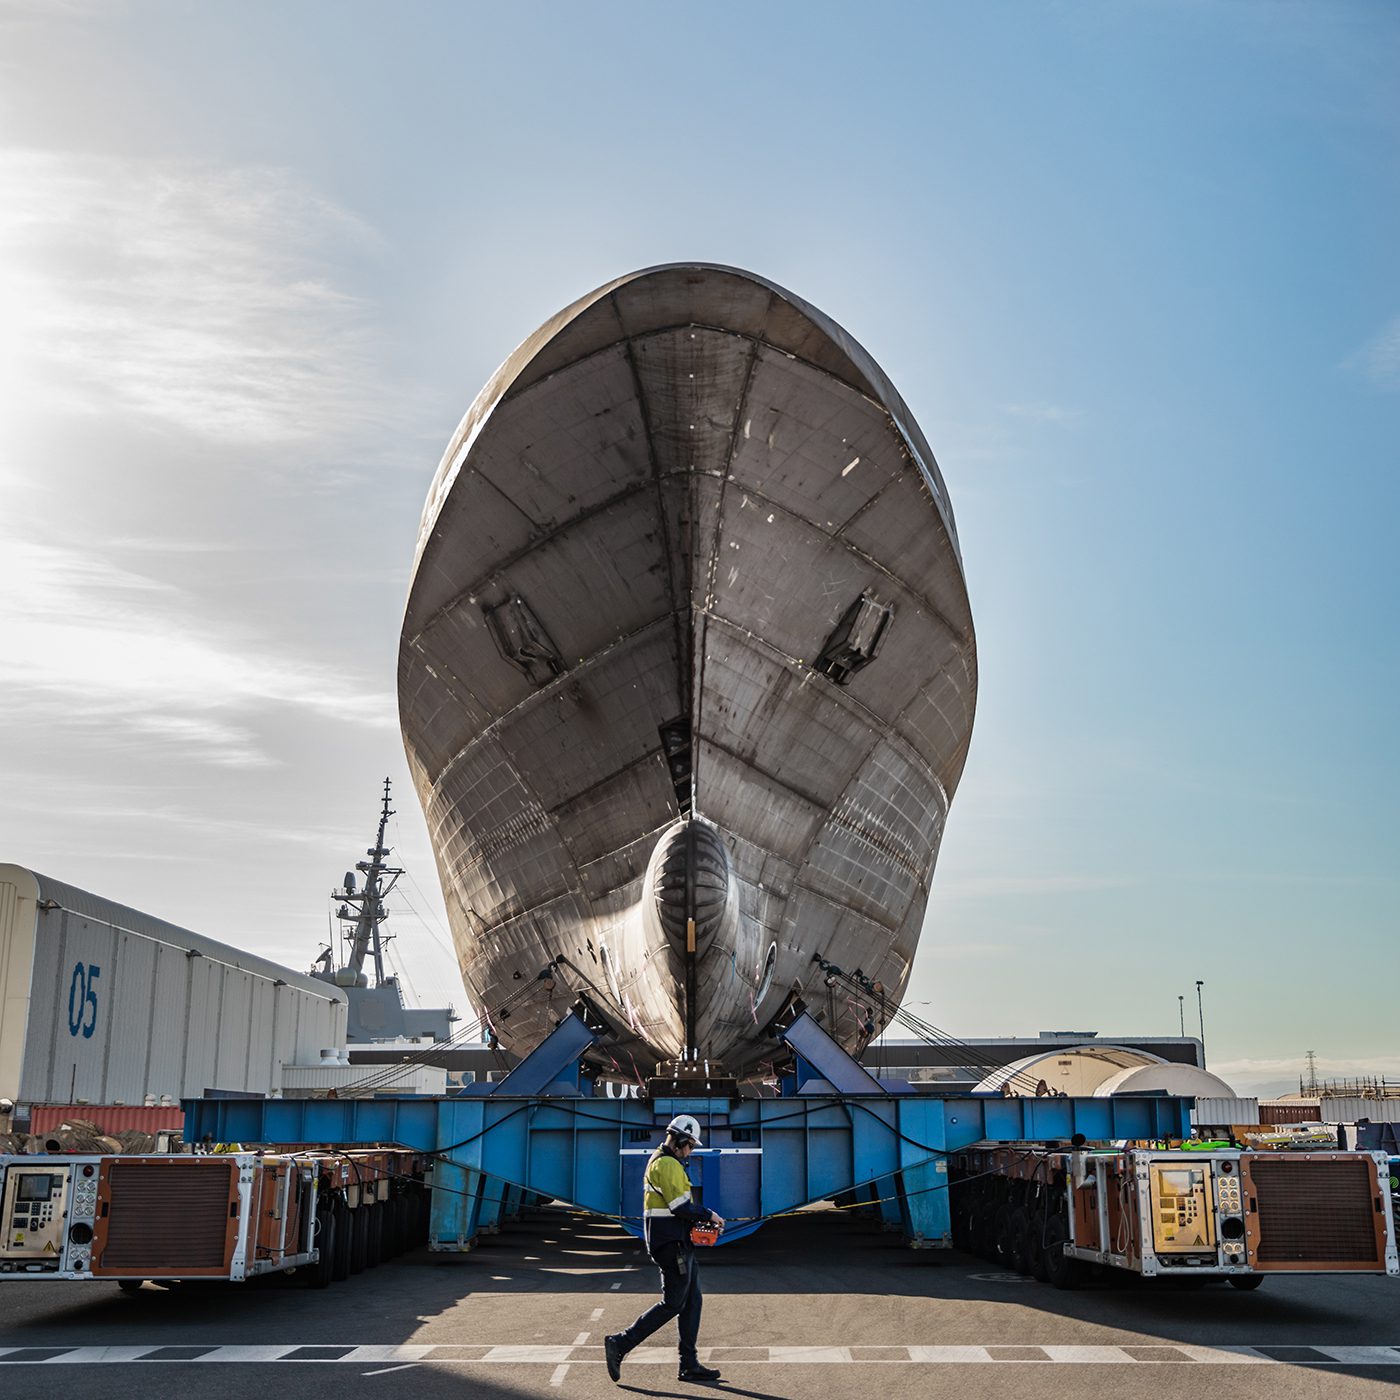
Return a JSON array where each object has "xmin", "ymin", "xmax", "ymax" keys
[{"xmin": 1, "ymin": 1, "xmax": 1396, "ymax": 1096}]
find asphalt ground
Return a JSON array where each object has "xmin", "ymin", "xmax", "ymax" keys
[{"xmin": 2, "ymin": 1203, "xmax": 1398, "ymax": 1400}]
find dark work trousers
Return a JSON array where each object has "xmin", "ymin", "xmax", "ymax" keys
[{"xmin": 617, "ymin": 1241, "xmax": 703, "ymax": 1364}]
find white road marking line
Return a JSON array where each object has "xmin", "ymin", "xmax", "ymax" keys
[
  {"xmin": 590, "ymin": 1308, "xmax": 604, "ymax": 1321},
  {"xmin": 610, "ymin": 1281, "xmax": 621, "ymax": 1289},
  {"xmin": 479, "ymin": 1346, "xmax": 576, "ymax": 1363},
  {"xmin": 609, "ymin": 1346, "xmax": 673, "ymax": 1364},
  {"xmin": 548, "ymin": 1363, "xmax": 569, "ymax": 1386},
  {"xmin": 37, "ymin": 1348, "xmax": 159, "ymax": 1364},
  {"xmin": 0, "ymin": 1343, "xmax": 1397, "ymax": 1366},
  {"xmin": 905, "ymin": 1347, "xmax": 992, "ymax": 1363},
  {"xmin": 1173, "ymin": 1346, "xmax": 1276, "ymax": 1365},
  {"xmin": 168, "ymin": 1347, "xmax": 295, "ymax": 1363},
  {"xmin": 344, "ymin": 1347, "xmax": 436, "ymax": 1363},
  {"xmin": 1318, "ymin": 1348, "xmax": 1400, "ymax": 1365}
]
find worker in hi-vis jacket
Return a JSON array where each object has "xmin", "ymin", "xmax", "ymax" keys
[{"xmin": 605, "ymin": 1114, "xmax": 724, "ymax": 1384}]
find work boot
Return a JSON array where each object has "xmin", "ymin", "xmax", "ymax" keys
[
  {"xmin": 604, "ymin": 1333, "xmax": 627, "ymax": 1383},
  {"xmin": 678, "ymin": 1360, "xmax": 723, "ymax": 1382}
]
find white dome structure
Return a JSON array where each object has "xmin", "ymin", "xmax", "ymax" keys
[
  {"xmin": 1092, "ymin": 1062, "xmax": 1236, "ymax": 1099},
  {"xmin": 974, "ymin": 1045, "xmax": 1165, "ymax": 1097}
]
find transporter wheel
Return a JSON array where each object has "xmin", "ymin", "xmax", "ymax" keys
[
  {"xmin": 307, "ymin": 1204, "xmax": 336, "ymax": 1290},
  {"xmin": 1026, "ymin": 1209, "xmax": 1050, "ymax": 1283},
  {"xmin": 991, "ymin": 1204, "xmax": 1013, "ymax": 1268},
  {"xmin": 1228, "ymin": 1275, "xmax": 1264, "ymax": 1291},
  {"xmin": 1043, "ymin": 1215, "xmax": 1085, "ymax": 1291},
  {"xmin": 379, "ymin": 1197, "xmax": 397, "ymax": 1258},
  {"xmin": 969, "ymin": 1204, "xmax": 995, "ymax": 1261},
  {"xmin": 949, "ymin": 1189, "xmax": 971, "ymax": 1251},
  {"xmin": 116, "ymin": 1279, "xmax": 146, "ymax": 1295},
  {"xmin": 331, "ymin": 1197, "xmax": 353, "ymax": 1282},
  {"xmin": 350, "ymin": 1205, "xmax": 369, "ymax": 1275},
  {"xmin": 1007, "ymin": 1208, "xmax": 1031, "ymax": 1275},
  {"xmin": 366, "ymin": 1202, "xmax": 384, "ymax": 1267}
]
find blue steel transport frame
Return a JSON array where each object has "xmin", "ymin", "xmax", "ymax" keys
[{"xmin": 185, "ymin": 1018, "xmax": 1190, "ymax": 1251}]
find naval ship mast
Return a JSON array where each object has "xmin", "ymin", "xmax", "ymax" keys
[
  {"xmin": 328, "ymin": 777, "xmax": 402, "ymax": 990},
  {"xmin": 311, "ymin": 780, "xmax": 457, "ymax": 1044}
]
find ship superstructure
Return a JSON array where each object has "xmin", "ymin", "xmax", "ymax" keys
[
  {"xmin": 399, "ymin": 264, "xmax": 976, "ymax": 1078},
  {"xmin": 312, "ymin": 780, "xmax": 456, "ymax": 1044}
]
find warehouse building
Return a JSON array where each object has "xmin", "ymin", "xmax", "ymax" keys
[{"xmin": 0, "ymin": 864, "xmax": 345, "ymax": 1122}]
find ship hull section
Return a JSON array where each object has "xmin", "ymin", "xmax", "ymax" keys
[{"xmin": 400, "ymin": 265, "xmax": 976, "ymax": 1076}]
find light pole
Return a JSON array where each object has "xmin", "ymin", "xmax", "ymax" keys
[
  {"xmin": 1178, "ymin": 995, "xmax": 1185, "ymax": 1037},
  {"xmin": 1195, "ymin": 980, "xmax": 1206, "ymax": 1066}
]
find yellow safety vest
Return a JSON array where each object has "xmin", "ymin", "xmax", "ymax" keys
[{"xmin": 644, "ymin": 1150, "xmax": 694, "ymax": 1219}]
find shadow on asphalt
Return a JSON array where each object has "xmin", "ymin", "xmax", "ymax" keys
[{"xmin": 3, "ymin": 1200, "xmax": 1393, "ymax": 1387}]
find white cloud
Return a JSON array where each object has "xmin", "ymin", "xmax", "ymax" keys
[
  {"xmin": 0, "ymin": 539, "xmax": 395, "ymax": 767},
  {"xmin": 0, "ymin": 150, "xmax": 391, "ymax": 445},
  {"xmin": 1345, "ymin": 313, "xmax": 1400, "ymax": 390},
  {"xmin": 1212, "ymin": 1053, "xmax": 1400, "ymax": 1098}
]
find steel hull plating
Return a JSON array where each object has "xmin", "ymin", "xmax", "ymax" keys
[{"xmin": 399, "ymin": 264, "xmax": 976, "ymax": 1077}]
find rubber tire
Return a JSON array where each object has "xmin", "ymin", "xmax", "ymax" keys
[
  {"xmin": 350, "ymin": 1206, "xmax": 369, "ymax": 1275},
  {"xmin": 365, "ymin": 1202, "xmax": 383, "ymax": 1268},
  {"xmin": 1008, "ymin": 1208, "xmax": 1031, "ymax": 1274},
  {"xmin": 331, "ymin": 1197, "xmax": 353, "ymax": 1282},
  {"xmin": 1027, "ymin": 1209, "xmax": 1050, "ymax": 1283},
  {"xmin": 1043, "ymin": 1214, "xmax": 1085, "ymax": 1291},
  {"xmin": 386, "ymin": 1192, "xmax": 403, "ymax": 1260},
  {"xmin": 973, "ymin": 1205, "xmax": 997, "ymax": 1261},
  {"xmin": 991, "ymin": 1204, "xmax": 1013, "ymax": 1268},
  {"xmin": 379, "ymin": 1198, "xmax": 397, "ymax": 1259},
  {"xmin": 950, "ymin": 1191, "xmax": 971, "ymax": 1251},
  {"xmin": 307, "ymin": 1205, "xmax": 336, "ymax": 1289},
  {"xmin": 1228, "ymin": 1275, "xmax": 1264, "ymax": 1291},
  {"xmin": 117, "ymin": 1279, "xmax": 145, "ymax": 1295}
]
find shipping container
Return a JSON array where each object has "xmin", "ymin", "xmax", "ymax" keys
[
  {"xmin": 0, "ymin": 865, "xmax": 346, "ymax": 1114},
  {"xmin": 1322, "ymin": 1098, "xmax": 1400, "ymax": 1125},
  {"xmin": 29, "ymin": 1105, "xmax": 185, "ymax": 1137},
  {"xmin": 1258, "ymin": 1100, "xmax": 1323, "ymax": 1125}
]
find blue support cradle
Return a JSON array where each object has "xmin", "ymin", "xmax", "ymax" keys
[{"xmin": 185, "ymin": 1012, "xmax": 1193, "ymax": 1254}]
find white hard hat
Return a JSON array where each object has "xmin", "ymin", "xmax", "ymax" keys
[{"xmin": 666, "ymin": 1114, "xmax": 703, "ymax": 1147}]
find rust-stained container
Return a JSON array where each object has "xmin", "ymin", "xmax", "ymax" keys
[
  {"xmin": 1258, "ymin": 1101, "xmax": 1323, "ymax": 1125},
  {"xmin": 30, "ymin": 1105, "xmax": 185, "ymax": 1136}
]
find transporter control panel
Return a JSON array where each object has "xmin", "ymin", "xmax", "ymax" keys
[{"xmin": 1, "ymin": 1166, "xmax": 71, "ymax": 1270}]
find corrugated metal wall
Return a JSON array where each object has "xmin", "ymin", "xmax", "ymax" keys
[
  {"xmin": 1192, "ymin": 1096, "xmax": 1261, "ymax": 1125},
  {"xmin": 280, "ymin": 1063, "xmax": 447, "ymax": 1096},
  {"xmin": 1321, "ymin": 1097, "xmax": 1400, "ymax": 1124},
  {"xmin": 1, "ymin": 864, "xmax": 346, "ymax": 1107}
]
